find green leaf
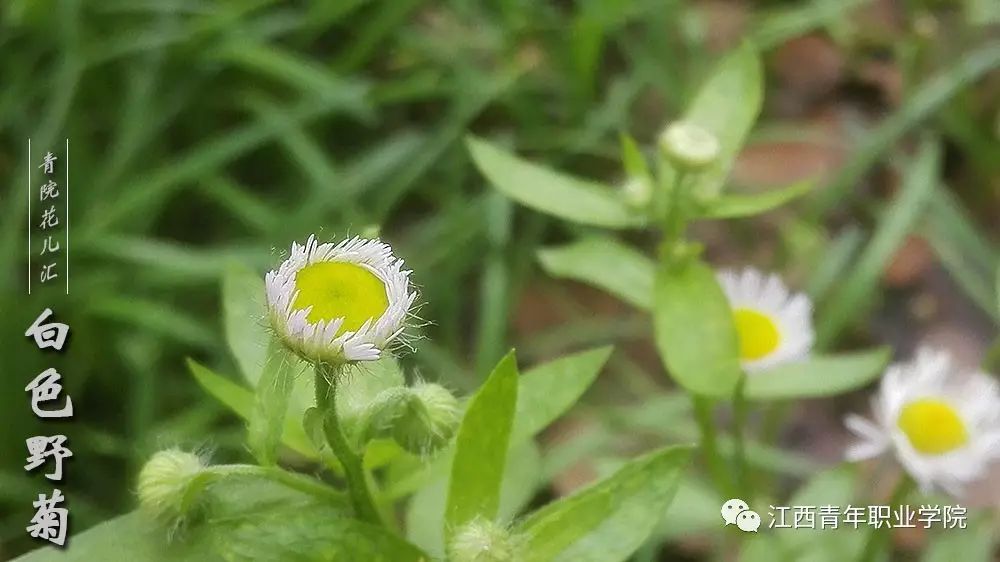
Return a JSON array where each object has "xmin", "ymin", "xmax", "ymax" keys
[
  {"xmin": 466, "ymin": 136, "xmax": 643, "ymax": 229},
  {"xmin": 767, "ymin": 466, "xmax": 870, "ymax": 562},
  {"xmin": 538, "ymin": 238, "xmax": 654, "ymax": 310},
  {"xmin": 212, "ymin": 42, "xmax": 372, "ymax": 119},
  {"xmin": 817, "ymin": 137, "xmax": 941, "ymax": 346},
  {"xmin": 445, "ymin": 351, "xmax": 520, "ymax": 538},
  {"xmin": 656, "ymin": 474, "xmax": 722, "ymax": 539},
  {"xmin": 774, "ymin": 465, "xmax": 858, "ymax": 553},
  {"xmin": 388, "ymin": 347, "xmax": 609, "ymax": 502},
  {"xmin": 85, "ymin": 296, "xmax": 216, "ymax": 348},
  {"xmin": 13, "ymin": 477, "xmax": 358, "ymax": 562},
  {"xmin": 248, "ymin": 341, "xmax": 302, "ymax": 466},
  {"xmin": 921, "ymin": 514, "xmax": 995, "ymax": 562},
  {"xmin": 672, "ymin": 44, "xmax": 763, "ymax": 199},
  {"xmin": 814, "ymin": 42, "xmax": 1000, "ymax": 214},
  {"xmin": 924, "ymin": 189, "xmax": 1000, "ymax": 322},
  {"xmin": 619, "ymin": 133, "xmax": 650, "ymax": 180},
  {"xmin": 405, "ymin": 440, "xmax": 542, "ymax": 558},
  {"xmin": 214, "ymin": 504, "xmax": 427, "ymax": 562},
  {"xmin": 699, "ymin": 179, "xmax": 812, "ymax": 219},
  {"xmin": 654, "ymin": 260, "xmax": 742, "ymax": 397},
  {"xmin": 187, "ymin": 359, "xmax": 318, "ymax": 459},
  {"xmin": 750, "ymin": 0, "xmax": 870, "ymax": 49},
  {"xmin": 744, "ymin": 348, "xmax": 891, "ymax": 400},
  {"xmin": 222, "ymin": 263, "xmax": 268, "ymax": 385},
  {"xmin": 12, "ymin": 513, "xmax": 215, "ymax": 562},
  {"xmin": 337, "ymin": 356, "xmax": 407, "ymax": 444},
  {"xmin": 512, "ymin": 345, "xmax": 613, "ymax": 442},
  {"xmin": 15, "ymin": 493, "xmax": 423, "ymax": 562},
  {"xmin": 805, "ymin": 226, "xmax": 864, "ymax": 302},
  {"xmin": 515, "ymin": 445, "xmax": 692, "ymax": 562},
  {"xmin": 739, "ymin": 535, "xmax": 791, "ymax": 562}
]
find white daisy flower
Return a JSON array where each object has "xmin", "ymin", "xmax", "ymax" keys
[
  {"xmin": 716, "ymin": 268, "xmax": 814, "ymax": 372},
  {"xmin": 845, "ymin": 347, "xmax": 1000, "ymax": 496},
  {"xmin": 265, "ymin": 235, "xmax": 415, "ymax": 364}
]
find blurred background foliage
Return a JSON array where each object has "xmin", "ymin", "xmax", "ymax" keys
[{"xmin": 1, "ymin": 0, "xmax": 997, "ymax": 559}]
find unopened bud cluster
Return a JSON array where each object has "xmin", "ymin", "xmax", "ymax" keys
[
  {"xmin": 359, "ymin": 382, "xmax": 461, "ymax": 455},
  {"xmin": 137, "ymin": 449, "xmax": 207, "ymax": 525},
  {"xmin": 448, "ymin": 518, "xmax": 521, "ymax": 562},
  {"xmin": 658, "ymin": 121, "xmax": 720, "ymax": 171}
]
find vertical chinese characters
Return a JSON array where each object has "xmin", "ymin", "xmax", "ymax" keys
[
  {"xmin": 37, "ymin": 152, "xmax": 61, "ymax": 285},
  {"xmin": 23, "ymin": 309, "xmax": 74, "ymax": 547}
]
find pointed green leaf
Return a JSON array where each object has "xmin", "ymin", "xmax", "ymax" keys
[
  {"xmin": 187, "ymin": 359, "xmax": 317, "ymax": 459},
  {"xmin": 700, "ymin": 179, "xmax": 813, "ymax": 219},
  {"xmin": 248, "ymin": 341, "xmax": 303, "ymax": 465},
  {"xmin": 745, "ymin": 348, "xmax": 891, "ymax": 400},
  {"xmin": 515, "ymin": 445, "xmax": 692, "ymax": 562},
  {"xmin": 538, "ymin": 238, "xmax": 654, "ymax": 310},
  {"xmin": 387, "ymin": 347, "xmax": 609, "ymax": 501},
  {"xmin": 405, "ymin": 440, "xmax": 542, "ymax": 558},
  {"xmin": 466, "ymin": 136, "xmax": 643, "ymax": 229},
  {"xmin": 654, "ymin": 260, "xmax": 742, "ymax": 397},
  {"xmin": 445, "ymin": 351, "xmax": 519, "ymax": 538},
  {"xmin": 620, "ymin": 133, "xmax": 650, "ymax": 180},
  {"xmin": 222, "ymin": 264, "xmax": 268, "ymax": 386},
  {"xmin": 513, "ymin": 345, "xmax": 613, "ymax": 441},
  {"xmin": 670, "ymin": 44, "xmax": 763, "ymax": 199}
]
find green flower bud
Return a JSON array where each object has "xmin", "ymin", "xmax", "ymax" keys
[
  {"xmin": 658, "ymin": 121, "xmax": 719, "ymax": 171},
  {"xmin": 621, "ymin": 177, "xmax": 653, "ymax": 210},
  {"xmin": 448, "ymin": 518, "xmax": 520, "ymax": 562},
  {"xmin": 391, "ymin": 383, "xmax": 460, "ymax": 455},
  {"xmin": 137, "ymin": 449, "xmax": 207, "ymax": 524}
]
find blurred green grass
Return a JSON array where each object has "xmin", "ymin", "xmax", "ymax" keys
[{"xmin": 1, "ymin": 0, "xmax": 997, "ymax": 559}]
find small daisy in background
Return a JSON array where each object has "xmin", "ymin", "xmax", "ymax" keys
[
  {"xmin": 845, "ymin": 347, "xmax": 1000, "ymax": 496},
  {"xmin": 266, "ymin": 235, "xmax": 416, "ymax": 364},
  {"xmin": 716, "ymin": 268, "xmax": 814, "ymax": 373}
]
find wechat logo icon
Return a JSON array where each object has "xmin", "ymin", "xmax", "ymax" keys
[{"xmin": 721, "ymin": 498, "xmax": 760, "ymax": 533}]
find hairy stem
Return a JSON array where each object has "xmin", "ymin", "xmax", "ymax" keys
[
  {"xmin": 314, "ymin": 364, "xmax": 384, "ymax": 526},
  {"xmin": 208, "ymin": 465, "xmax": 346, "ymax": 503}
]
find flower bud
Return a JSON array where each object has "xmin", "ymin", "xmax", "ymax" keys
[
  {"xmin": 448, "ymin": 518, "xmax": 520, "ymax": 562},
  {"xmin": 137, "ymin": 448, "xmax": 207, "ymax": 524},
  {"xmin": 621, "ymin": 177, "xmax": 653, "ymax": 210},
  {"xmin": 391, "ymin": 383, "xmax": 460, "ymax": 455},
  {"xmin": 658, "ymin": 121, "xmax": 719, "ymax": 171}
]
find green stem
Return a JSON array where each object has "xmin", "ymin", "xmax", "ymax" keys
[
  {"xmin": 208, "ymin": 465, "xmax": 346, "ymax": 503},
  {"xmin": 693, "ymin": 396, "xmax": 733, "ymax": 498},
  {"xmin": 759, "ymin": 401, "xmax": 791, "ymax": 496},
  {"xmin": 664, "ymin": 170, "xmax": 689, "ymax": 244},
  {"xmin": 314, "ymin": 365, "xmax": 384, "ymax": 526},
  {"xmin": 731, "ymin": 377, "xmax": 751, "ymax": 500},
  {"xmin": 858, "ymin": 474, "xmax": 915, "ymax": 562}
]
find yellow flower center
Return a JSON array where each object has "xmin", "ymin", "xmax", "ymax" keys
[
  {"xmin": 732, "ymin": 308, "xmax": 781, "ymax": 361},
  {"xmin": 292, "ymin": 262, "xmax": 389, "ymax": 336},
  {"xmin": 896, "ymin": 398, "xmax": 968, "ymax": 455}
]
